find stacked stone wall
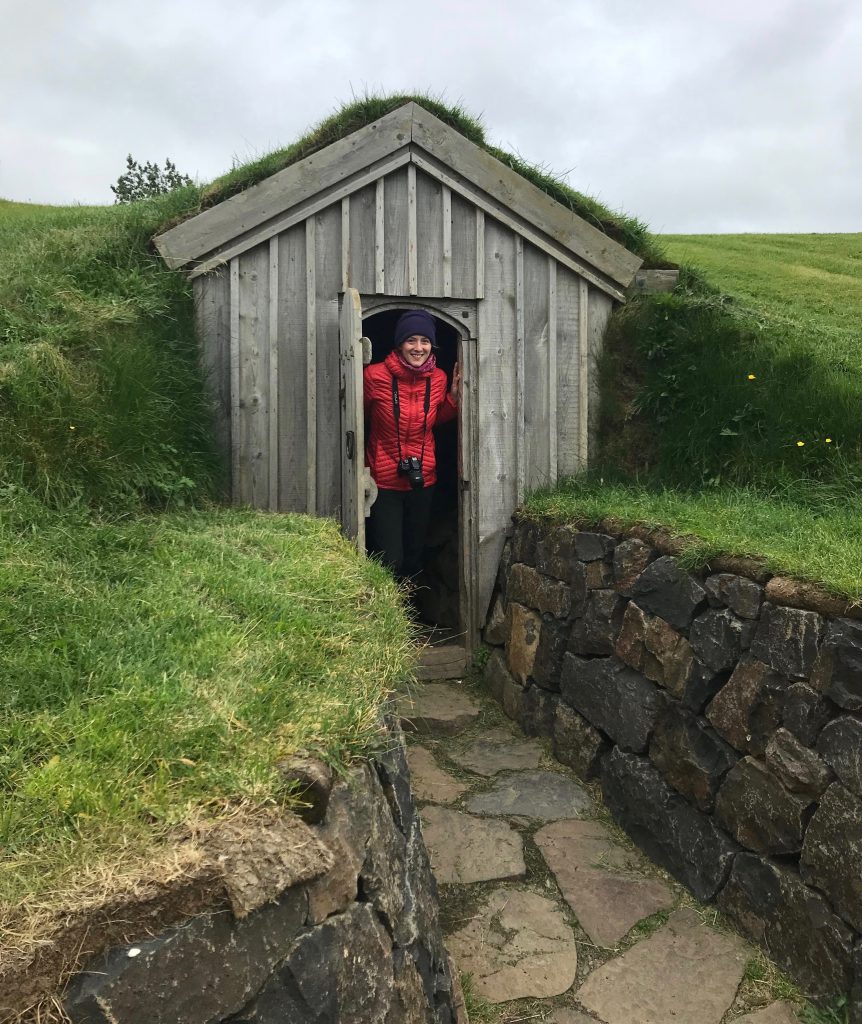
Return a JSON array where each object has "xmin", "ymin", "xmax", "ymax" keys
[
  {"xmin": 484, "ymin": 518, "xmax": 862, "ymax": 1018},
  {"xmin": 60, "ymin": 718, "xmax": 459, "ymax": 1024}
]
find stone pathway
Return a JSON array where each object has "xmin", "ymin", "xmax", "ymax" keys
[{"xmin": 399, "ymin": 679, "xmax": 804, "ymax": 1024}]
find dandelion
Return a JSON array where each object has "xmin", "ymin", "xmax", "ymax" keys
[
  {"xmin": 825, "ymin": 437, "xmax": 833, "ymax": 444},
  {"xmin": 69, "ymin": 425, "xmax": 76, "ymax": 431},
  {"xmin": 747, "ymin": 373, "xmax": 756, "ymax": 381},
  {"xmin": 796, "ymin": 441, "xmax": 805, "ymax": 447}
]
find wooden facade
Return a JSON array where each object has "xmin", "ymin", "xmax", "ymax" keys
[{"xmin": 156, "ymin": 103, "xmax": 642, "ymax": 644}]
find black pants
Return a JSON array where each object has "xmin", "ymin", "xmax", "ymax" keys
[{"xmin": 368, "ymin": 486, "xmax": 435, "ymax": 580}]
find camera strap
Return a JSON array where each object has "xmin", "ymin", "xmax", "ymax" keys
[{"xmin": 391, "ymin": 375, "xmax": 431, "ymax": 466}]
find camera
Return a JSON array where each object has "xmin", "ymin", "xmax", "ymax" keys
[{"xmin": 398, "ymin": 456, "xmax": 425, "ymax": 490}]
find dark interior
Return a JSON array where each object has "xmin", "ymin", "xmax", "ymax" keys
[{"xmin": 362, "ymin": 308, "xmax": 461, "ymax": 634}]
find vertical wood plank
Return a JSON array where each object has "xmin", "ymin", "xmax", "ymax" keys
[
  {"xmin": 375, "ymin": 177, "xmax": 385, "ymax": 293},
  {"xmin": 416, "ymin": 168, "xmax": 443, "ymax": 296},
  {"xmin": 515, "ymin": 235, "xmax": 526, "ymax": 505},
  {"xmin": 341, "ymin": 197, "xmax": 350, "ymax": 292},
  {"xmin": 449, "ymin": 191, "xmax": 477, "ymax": 298},
  {"xmin": 339, "ymin": 288, "xmax": 366, "ymax": 549},
  {"xmin": 522, "ymin": 243, "xmax": 551, "ymax": 492},
  {"xmin": 442, "ymin": 184, "xmax": 452, "ymax": 297},
  {"xmin": 556, "ymin": 266, "xmax": 581, "ymax": 479},
  {"xmin": 314, "ymin": 203, "xmax": 343, "ymax": 518},
  {"xmin": 588, "ymin": 289, "xmax": 614, "ymax": 465},
  {"xmin": 384, "ymin": 167, "xmax": 408, "ymax": 295},
  {"xmin": 305, "ymin": 217, "xmax": 317, "ymax": 513},
  {"xmin": 578, "ymin": 277, "xmax": 590, "ymax": 470},
  {"xmin": 194, "ymin": 269, "xmax": 231, "ymax": 497},
  {"xmin": 407, "ymin": 162, "xmax": 418, "ymax": 295},
  {"xmin": 476, "ymin": 216, "xmax": 517, "ymax": 625},
  {"xmin": 548, "ymin": 258, "xmax": 558, "ymax": 485},
  {"xmin": 236, "ymin": 243, "xmax": 270, "ymax": 508},
  {"xmin": 277, "ymin": 223, "xmax": 308, "ymax": 512},
  {"xmin": 348, "ymin": 183, "xmax": 376, "ymax": 295},
  {"xmin": 268, "ymin": 237, "xmax": 279, "ymax": 511},
  {"xmin": 229, "ymin": 259, "xmax": 240, "ymax": 504},
  {"xmin": 475, "ymin": 208, "xmax": 485, "ymax": 299}
]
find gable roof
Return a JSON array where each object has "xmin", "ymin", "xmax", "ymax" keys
[{"xmin": 154, "ymin": 103, "xmax": 642, "ymax": 297}]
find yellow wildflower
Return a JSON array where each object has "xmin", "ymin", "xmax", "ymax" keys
[
  {"xmin": 796, "ymin": 441, "xmax": 805, "ymax": 447},
  {"xmin": 747, "ymin": 374, "xmax": 756, "ymax": 380},
  {"xmin": 825, "ymin": 437, "xmax": 833, "ymax": 443}
]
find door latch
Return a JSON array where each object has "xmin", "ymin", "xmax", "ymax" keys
[{"xmin": 346, "ymin": 430, "xmax": 355, "ymax": 460}]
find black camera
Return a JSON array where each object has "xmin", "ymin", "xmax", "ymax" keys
[{"xmin": 398, "ymin": 456, "xmax": 425, "ymax": 490}]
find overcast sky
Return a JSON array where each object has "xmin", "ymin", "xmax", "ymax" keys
[{"xmin": 2, "ymin": 0, "xmax": 860, "ymax": 232}]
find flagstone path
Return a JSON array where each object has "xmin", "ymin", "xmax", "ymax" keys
[{"xmin": 399, "ymin": 678, "xmax": 803, "ymax": 1024}]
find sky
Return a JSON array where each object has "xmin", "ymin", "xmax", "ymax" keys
[{"xmin": 2, "ymin": 0, "xmax": 860, "ymax": 233}]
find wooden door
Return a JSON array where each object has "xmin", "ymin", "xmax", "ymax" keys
[{"xmin": 340, "ymin": 288, "xmax": 366, "ymax": 549}]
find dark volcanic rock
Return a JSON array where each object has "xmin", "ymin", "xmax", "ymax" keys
[
  {"xmin": 783, "ymin": 681, "xmax": 834, "ymax": 746},
  {"xmin": 601, "ymin": 748, "xmax": 739, "ymax": 901},
  {"xmin": 531, "ymin": 617, "xmax": 571, "ymax": 691},
  {"xmin": 630, "ymin": 556, "xmax": 708, "ymax": 632},
  {"xmin": 801, "ymin": 783, "xmax": 862, "ymax": 932},
  {"xmin": 718, "ymin": 852, "xmax": 854, "ymax": 1001},
  {"xmin": 715, "ymin": 757, "xmax": 813, "ymax": 855},
  {"xmin": 818, "ymin": 717, "xmax": 862, "ymax": 797},
  {"xmin": 574, "ymin": 531, "xmax": 615, "ymax": 562},
  {"xmin": 484, "ymin": 594, "xmax": 507, "ymax": 646},
  {"xmin": 704, "ymin": 573, "xmax": 764, "ymax": 619},
  {"xmin": 521, "ymin": 684, "xmax": 558, "ymax": 738},
  {"xmin": 584, "ymin": 559, "xmax": 614, "ymax": 589},
  {"xmin": 707, "ymin": 657, "xmax": 789, "ymax": 756},
  {"xmin": 484, "ymin": 647, "xmax": 514, "ymax": 705},
  {"xmin": 750, "ymin": 603, "xmax": 824, "ymax": 680},
  {"xmin": 535, "ymin": 524, "xmax": 589, "ymax": 598},
  {"xmin": 512, "ymin": 519, "xmax": 542, "ymax": 566},
  {"xmin": 613, "ymin": 537, "xmax": 657, "ymax": 597},
  {"xmin": 553, "ymin": 702, "xmax": 609, "ymax": 780},
  {"xmin": 64, "ymin": 888, "xmax": 309, "ymax": 1024},
  {"xmin": 649, "ymin": 703, "xmax": 738, "ymax": 812},
  {"xmin": 851, "ymin": 943, "xmax": 862, "ymax": 1024},
  {"xmin": 811, "ymin": 618, "xmax": 862, "ymax": 711},
  {"xmin": 561, "ymin": 654, "xmax": 665, "ymax": 753},
  {"xmin": 569, "ymin": 589, "xmax": 626, "ymax": 656},
  {"xmin": 689, "ymin": 608, "xmax": 755, "ymax": 673},
  {"xmin": 765, "ymin": 728, "xmax": 833, "ymax": 797},
  {"xmin": 507, "ymin": 563, "xmax": 572, "ymax": 619}
]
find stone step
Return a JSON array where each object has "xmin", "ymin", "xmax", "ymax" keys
[{"xmin": 415, "ymin": 643, "xmax": 468, "ymax": 680}]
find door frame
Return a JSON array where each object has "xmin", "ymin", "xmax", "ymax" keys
[{"xmin": 360, "ymin": 295, "xmax": 479, "ymax": 654}]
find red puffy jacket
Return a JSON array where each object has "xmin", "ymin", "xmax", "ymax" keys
[{"xmin": 364, "ymin": 351, "xmax": 456, "ymax": 491}]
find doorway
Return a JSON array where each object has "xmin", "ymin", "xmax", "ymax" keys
[{"xmin": 361, "ymin": 306, "xmax": 466, "ymax": 650}]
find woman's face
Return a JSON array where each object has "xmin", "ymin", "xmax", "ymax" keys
[{"xmin": 399, "ymin": 334, "xmax": 432, "ymax": 366}]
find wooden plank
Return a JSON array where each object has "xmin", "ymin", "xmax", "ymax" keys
[
  {"xmin": 411, "ymin": 104, "xmax": 642, "ymax": 288},
  {"xmin": 341, "ymin": 197, "xmax": 350, "ymax": 292},
  {"xmin": 556, "ymin": 265, "xmax": 581, "ymax": 479},
  {"xmin": 193, "ymin": 269, "xmax": 231, "ymax": 496},
  {"xmin": 305, "ymin": 218, "xmax": 317, "ymax": 513},
  {"xmin": 548, "ymin": 258, "xmax": 558, "ymax": 485},
  {"xmin": 339, "ymin": 288, "xmax": 366, "ymax": 549},
  {"xmin": 578, "ymin": 277, "xmax": 590, "ymax": 470},
  {"xmin": 407, "ymin": 162, "xmax": 418, "ymax": 295},
  {"xmin": 476, "ymin": 217, "xmax": 518, "ymax": 625},
  {"xmin": 229, "ymin": 259, "xmax": 240, "ymax": 503},
  {"xmin": 348, "ymin": 183, "xmax": 377, "ymax": 295},
  {"xmin": 236, "ymin": 243, "xmax": 270, "ymax": 507},
  {"xmin": 411, "ymin": 151, "xmax": 627, "ymax": 302},
  {"xmin": 515, "ymin": 236, "xmax": 526, "ymax": 505},
  {"xmin": 375, "ymin": 177, "xmax": 385, "ymax": 292},
  {"xmin": 523, "ymin": 243, "xmax": 551, "ymax": 492},
  {"xmin": 450, "ymin": 190, "xmax": 477, "ymax": 299},
  {"xmin": 475, "ymin": 208, "xmax": 485, "ymax": 299},
  {"xmin": 588, "ymin": 288, "xmax": 614, "ymax": 464},
  {"xmin": 314, "ymin": 204, "xmax": 343, "ymax": 518},
  {"xmin": 186, "ymin": 150, "xmax": 411, "ymax": 280},
  {"xmin": 277, "ymin": 223, "xmax": 308, "ymax": 512},
  {"xmin": 442, "ymin": 184, "xmax": 452, "ymax": 297},
  {"xmin": 268, "ymin": 237, "xmax": 279, "ymax": 510},
  {"xmin": 384, "ymin": 166, "xmax": 409, "ymax": 295},
  {"xmin": 416, "ymin": 167, "xmax": 444, "ymax": 296},
  {"xmin": 155, "ymin": 104, "xmax": 415, "ymax": 269}
]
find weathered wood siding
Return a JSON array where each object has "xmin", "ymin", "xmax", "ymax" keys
[{"xmin": 198, "ymin": 164, "xmax": 618, "ymax": 630}]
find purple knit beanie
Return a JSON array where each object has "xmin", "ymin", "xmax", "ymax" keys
[{"xmin": 393, "ymin": 309, "xmax": 437, "ymax": 350}]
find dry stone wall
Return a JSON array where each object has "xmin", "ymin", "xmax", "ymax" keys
[
  {"xmin": 484, "ymin": 518, "xmax": 862, "ymax": 1018},
  {"xmin": 61, "ymin": 717, "xmax": 459, "ymax": 1024}
]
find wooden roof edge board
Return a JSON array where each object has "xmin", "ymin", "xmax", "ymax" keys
[
  {"xmin": 154, "ymin": 104, "xmax": 415, "ymax": 270},
  {"xmin": 409, "ymin": 105, "xmax": 642, "ymax": 288},
  {"xmin": 410, "ymin": 148, "xmax": 627, "ymax": 302}
]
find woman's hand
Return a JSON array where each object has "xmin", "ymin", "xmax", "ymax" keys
[{"xmin": 449, "ymin": 362, "xmax": 462, "ymax": 406}]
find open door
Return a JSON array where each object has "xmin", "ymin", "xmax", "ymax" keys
[{"xmin": 339, "ymin": 288, "xmax": 367, "ymax": 550}]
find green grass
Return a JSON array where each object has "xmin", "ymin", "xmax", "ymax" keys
[{"xmin": 0, "ymin": 494, "xmax": 413, "ymax": 913}]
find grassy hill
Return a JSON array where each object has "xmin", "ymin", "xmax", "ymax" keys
[{"xmin": 528, "ymin": 232, "xmax": 862, "ymax": 598}]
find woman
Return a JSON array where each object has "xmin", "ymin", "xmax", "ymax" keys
[{"xmin": 364, "ymin": 309, "xmax": 460, "ymax": 580}]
